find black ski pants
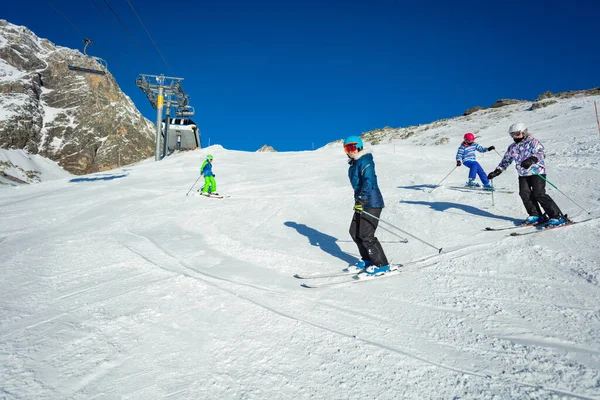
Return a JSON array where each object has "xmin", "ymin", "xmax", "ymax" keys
[
  {"xmin": 349, "ymin": 208, "xmax": 389, "ymax": 267},
  {"xmin": 518, "ymin": 174, "xmax": 563, "ymax": 219}
]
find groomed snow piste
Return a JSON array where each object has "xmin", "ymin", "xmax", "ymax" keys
[{"xmin": 1, "ymin": 95, "xmax": 599, "ymax": 399}]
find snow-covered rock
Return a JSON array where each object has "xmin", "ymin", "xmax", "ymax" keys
[{"xmin": 0, "ymin": 20, "xmax": 155, "ymax": 175}]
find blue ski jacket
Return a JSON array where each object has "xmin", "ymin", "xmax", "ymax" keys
[
  {"xmin": 201, "ymin": 160, "xmax": 214, "ymax": 177},
  {"xmin": 456, "ymin": 142, "xmax": 488, "ymax": 162},
  {"xmin": 348, "ymin": 151, "xmax": 384, "ymax": 208}
]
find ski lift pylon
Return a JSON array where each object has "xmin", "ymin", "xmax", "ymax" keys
[{"xmin": 67, "ymin": 38, "xmax": 108, "ymax": 75}]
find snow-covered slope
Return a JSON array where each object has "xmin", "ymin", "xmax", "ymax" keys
[
  {"xmin": 1, "ymin": 95, "xmax": 599, "ymax": 399},
  {"xmin": 0, "ymin": 148, "xmax": 71, "ymax": 185}
]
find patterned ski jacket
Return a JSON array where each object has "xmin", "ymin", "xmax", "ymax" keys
[
  {"xmin": 200, "ymin": 160, "xmax": 214, "ymax": 177},
  {"xmin": 348, "ymin": 151, "xmax": 384, "ymax": 208},
  {"xmin": 456, "ymin": 142, "xmax": 488, "ymax": 162},
  {"xmin": 497, "ymin": 135, "xmax": 546, "ymax": 176}
]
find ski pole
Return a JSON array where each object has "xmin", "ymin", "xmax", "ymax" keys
[
  {"xmin": 595, "ymin": 101, "xmax": 600, "ymax": 137},
  {"xmin": 494, "ymin": 149, "xmax": 503, "ymax": 158},
  {"xmin": 532, "ymin": 171, "xmax": 593, "ymax": 216},
  {"xmin": 430, "ymin": 166, "xmax": 458, "ymax": 193},
  {"xmin": 361, "ymin": 210, "xmax": 443, "ymax": 253},
  {"xmin": 490, "ymin": 179, "xmax": 495, "ymax": 207},
  {"xmin": 186, "ymin": 176, "xmax": 202, "ymax": 196},
  {"xmin": 376, "ymin": 224, "xmax": 408, "ymax": 243}
]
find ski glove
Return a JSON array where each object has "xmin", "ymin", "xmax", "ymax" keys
[
  {"xmin": 520, "ymin": 156, "xmax": 538, "ymax": 169},
  {"xmin": 456, "ymin": 160, "xmax": 462, "ymax": 167},
  {"xmin": 487, "ymin": 146, "xmax": 495, "ymax": 151},
  {"xmin": 487, "ymin": 168, "xmax": 502, "ymax": 180},
  {"xmin": 353, "ymin": 201, "xmax": 364, "ymax": 212}
]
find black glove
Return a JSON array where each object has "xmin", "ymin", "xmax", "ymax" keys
[
  {"xmin": 520, "ymin": 156, "xmax": 538, "ymax": 169},
  {"xmin": 487, "ymin": 146, "xmax": 495, "ymax": 151},
  {"xmin": 456, "ymin": 160, "xmax": 461, "ymax": 167},
  {"xmin": 213, "ymin": 174, "xmax": 216, "ymax": 177},
  {"xmin": 487, "ymin": 168, "xmax": 502, "ymax": 180}
]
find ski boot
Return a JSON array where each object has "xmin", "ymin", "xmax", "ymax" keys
[
  {"xmin": 547, "ymin": 215, "xmax": 569, "ymax": 227},
  {"xmin": 466, "ymin": 179, "xmax": 480, "ymax": 187},
  {"xmin": 482, "ymin": 183, "xmax": 495, "ymax": 191},
  {"xmin": 365, "ymin": 264, "xmax": 391, "ymax": 276},
  {"xmin": 522, "ymin": 215, "xmax": 541, "ymax": 225},
  {"xmin": 345, "ymin": 259, "xmax": 372, "ymax": 273},
  {"xmin": 521, "ymin": 215, "xmax": 549, "ymax": 226}
]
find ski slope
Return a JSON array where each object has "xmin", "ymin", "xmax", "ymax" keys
[{"xmin": 1, "ymin": 96, "xmax": 600, "ymax": 399}]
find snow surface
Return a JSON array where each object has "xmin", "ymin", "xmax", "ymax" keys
[
  {"xmin": 1, "ymin": 96, "xmax": 600, "ymax": 399},
  {"xmin": 0, "ymin": 57, "xmax": 25, "ymax": 83},
  {"xmin": 0, "ymin": 149, "xmax": 71, "ymax": 185}
]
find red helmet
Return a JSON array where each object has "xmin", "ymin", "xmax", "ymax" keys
[{"xmin": 464, "ymin": 133, "xmax": 475, "ymax": 142}]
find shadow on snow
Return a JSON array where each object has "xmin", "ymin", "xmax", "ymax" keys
[
  {"xmin": 397, "ymin": 184, "xmax": 437, "ymax": 191},
  {"xmin": 284, "ymin": 221, "xmax": 358, "ymax": 265},
  {"xmin": 400, "ymin": 200, "xmax": 521, "ymax": 223},
  {"xmin": 70, "ymin": 174, "xmax": 128, "ymax": 183}
]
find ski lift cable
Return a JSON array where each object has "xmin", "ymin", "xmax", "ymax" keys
[
  {"xmin": 89, "ymin": 0, "xmax": 153, "ymax": 65},
  {"xmin": 100, "ymin": 0, "xmax": 155, "ymax": 63},
  {"xmin": 126, "ymin": 0, "xmax": 175, "ymax": 74},
  {"xmin": 46, "ymin": 1, "xmax": 87, "ymax": 38}
]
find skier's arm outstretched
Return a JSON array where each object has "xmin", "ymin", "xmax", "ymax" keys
[
  {"xmin": 488, "ymin": 145, "xmax": 514, "ymax": 179},
  {"xmin": 474, "ymin": 143, "xmax": 488, "ymax": 153}
]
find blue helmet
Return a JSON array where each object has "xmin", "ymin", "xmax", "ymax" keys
[{"xmin": 343, "ymin": 136, "xmax": 363, "ymax": 149}]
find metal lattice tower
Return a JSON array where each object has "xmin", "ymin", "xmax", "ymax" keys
[{"xmin": 135, "ymin": 74, "xmax": 195, "ymax": 160}]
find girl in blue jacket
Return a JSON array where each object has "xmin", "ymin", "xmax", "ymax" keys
[
  {"xmin": 343, "ymin": 136, "xmax": 390, "ymax": 276},
  {"xmin": 456, "ymin": 132, "xmax": 495, "ymax": 190}
]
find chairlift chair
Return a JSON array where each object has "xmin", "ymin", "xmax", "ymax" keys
[
  {"xmin": 67, "ymin": 38, "xmax": 108, "ymax": 75},
  {"xmin": 176, "ymin": 106, "xmax": 195, "ymax": 117}
]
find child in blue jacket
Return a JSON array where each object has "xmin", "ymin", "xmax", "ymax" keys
[
  {"xmin": 343, "ymin": 136, "xmax": 391, "ymax": 276},
  {"xmin": 456, "ymin": 133, "xmax": 495, "ymax": 190},
  {"xmin": 200, "ymin": 154, "xmax": 218, "ymax": 195}
]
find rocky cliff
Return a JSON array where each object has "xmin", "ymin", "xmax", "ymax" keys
[{"xmin": 0, "ymin": 20, "xmax": 155, "ymax": 174}]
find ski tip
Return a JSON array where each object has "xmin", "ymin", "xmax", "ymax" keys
[
  {"xmin": 438, "ymin": 248, "xmax": 443, "ymax": 254},
  {"xmin": 300, "ymin": 283, "xmax": 312, "ymax": 288},
  {"xmin": 293, "ymin": 274, "xmax": 300, "ymax": 279}
]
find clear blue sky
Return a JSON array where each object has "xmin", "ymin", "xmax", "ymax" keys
[{"xmin": 4, "ymin": 0, "xmax": 599, "ymax": 151}]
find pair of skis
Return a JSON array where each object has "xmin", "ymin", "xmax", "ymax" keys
[
  {"xmin": 195, "ymin": 191, "xmax": 229, "ymax": 198},
  {"xmin": 295, "ymin": 254, "xmax": 445, "ymax": 288},
  {"xmin": 447, "ymin": 186, "xmax": 515, "ymax": 194},
  {"xmin": 295, "ymin": 264, "xmax": 404, "ymax": 288},
  {"xmin": 485, "ymin": 216, "xmax": 597, "ymax": 236}
]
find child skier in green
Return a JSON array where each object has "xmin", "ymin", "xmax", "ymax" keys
[{"xmin": 200, "ymin": 154, "xmax": 218, "ymax": 195}]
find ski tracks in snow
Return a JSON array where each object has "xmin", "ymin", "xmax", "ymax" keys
[{"xmin": 115, "ymin": 229, "xmax": 600, "ymax": 399}]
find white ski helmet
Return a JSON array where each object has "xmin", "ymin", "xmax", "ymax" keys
[{"xmin": 508, "ymin": 122, "xmax": 528, "ymax": 135}]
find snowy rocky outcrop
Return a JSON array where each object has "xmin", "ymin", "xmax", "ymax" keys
[
  {"xmin": 257, "ymin": 144, "xmax": 276, "ymax": 152},
  {"xmin": 0, "ymin": 20, "xmax": 155, "ymax": 175}
]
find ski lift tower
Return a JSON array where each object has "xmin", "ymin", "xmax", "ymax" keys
[{"xmin": 135, "ymin": 74, "xmax": 190, "ymax": 161}]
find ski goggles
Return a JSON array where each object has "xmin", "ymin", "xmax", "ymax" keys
[
  {"xmin": 509, "ymin": 131, "xmax": 524, "ymax": 138},
  {"xmin": 344, "ymin": 143, "xmax": 359, "ymax": 154}
]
